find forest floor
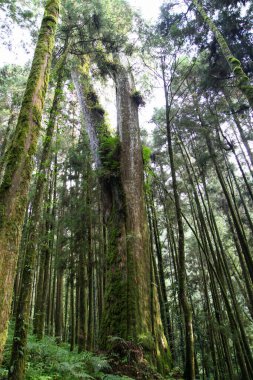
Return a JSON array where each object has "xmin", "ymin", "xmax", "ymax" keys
[{"xmin": 0, "ymin": 325, "xmax": 182, "ymax": 380}]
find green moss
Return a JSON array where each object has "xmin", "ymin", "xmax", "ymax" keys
[
  {"xmin": 142, "ymin": 145, "xmax": 151, "ymax": 167},
  {"xmin": 84, "ymin": 88, "xmax": 106, "ymax": 116},
  {"xmin": 100, "ymin": 211, "xmax": 128, "ymax": 347},
  {"xmin": 43, "ymin": 15, "xmax": 57, "ymax": 24},
  {"xmin": 99, "ymin": 136, "xmax": 120, "ymax": 177},
  {"xmin": 95, "ymin": 54, "xmax": 120, "ymax": 78},
  {"xmin": 228, "ymin": 56, "xmax": 241, "ymax": 65},
  {"xmin": 0, "ymin": 326, "xmax": 8, "ymax": 354},
  {"xmin": 137, "ymin": 333, "xmax": 155, "ymax": 352},
  {"xmin": 0, "ymin": 0, "xmax": 59, "ymax": 361}
]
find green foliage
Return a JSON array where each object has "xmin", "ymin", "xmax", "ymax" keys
[
  {"xmin": 137, "ymin": 333, "xmax": 155, "ymax": 352},
  {"xmin": 0, "ymin": 331, "xmax": 114, "ymax": 380},
  {"xmin": 102, "ymin": 376, "xmax": 134, "ymax": 380},
  {"xmin": 25, "ymin": 335, "xmax": 109, "ymax": 379},
  {"xmin": 167, "ymin": 366, "xmax": 184, "ymax": 379},
  {"xmin": 142, "ymin": 145, "xmax": 151, "ymax": 168},
  {"xmin": 93, "ymin": 53, "xmax": 120, "ymax": 79},
  {"xmin": 0, "ymin": 368, "xmax": 8, "ymax": 379},
  {"xmin": 99, "ymin": 135, "xmax": 120, "ymax": 177}
]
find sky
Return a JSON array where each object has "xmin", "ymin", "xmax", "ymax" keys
[
  {"xmin": 0, "ymin": 0, "xmax": 166, "ymax": 133},
  {"xmin": 128, "ymin": 0, "xmax": 164, "ymax": 21},
  {"xmin": 0, "ymin": 1, "xmax": 165, "ymax": 67}
]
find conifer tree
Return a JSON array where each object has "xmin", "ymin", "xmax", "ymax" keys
[{"xmin": 0, "ymin": 0, "xmax": 60, "ymax": 361}]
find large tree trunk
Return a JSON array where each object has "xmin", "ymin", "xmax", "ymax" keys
[
  {"xmin": 0, "ymin": 0, "xmax": 60, "ymax": 362},
  {"xmin": 72, "ymin": 59, "xmax": 171, "ymax": 373}
]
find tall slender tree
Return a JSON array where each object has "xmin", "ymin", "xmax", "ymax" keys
[{"xmin": 0, "ymin": 0, "xmax": 60, "ymax": 361}]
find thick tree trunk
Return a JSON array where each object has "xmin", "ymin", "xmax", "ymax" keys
[
  {"xmin": 72, "ymin": 60, "xmax": 171, "ymax": 373},
  {"xmin": 0, "ymin": 0, "xmax": 60, "ymax": 362}
]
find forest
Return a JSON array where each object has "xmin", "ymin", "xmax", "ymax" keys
[{"xmin": 0, "ymin": 0, "xmax": 252, "ymax": 379}]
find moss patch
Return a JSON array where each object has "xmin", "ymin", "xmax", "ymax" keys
[
  {"xmin": 99, "ymin": 135, "xmax": 120, "ymax": 178},
  {"xmin": 131, "ymin": 90, "xmax": 145, "ymax": 107}
]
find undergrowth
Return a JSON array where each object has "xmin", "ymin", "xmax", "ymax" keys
[
  {"xmin": 0, "ymin": 326, "xmax": 179, "ymax": 380},
  {"xmin": 0, "ymin": 328, "xmax": 133, "ymax": 380}
]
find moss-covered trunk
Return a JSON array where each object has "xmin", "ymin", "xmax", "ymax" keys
[
  {"xmin": 102, "ymin": 61, "xmax": 171, "ymax": 372},
  {"xmin": 8, "ymin": 55, "xmax": 65, "ymax": 379},
  {"xmin": 192, "ymin": 0, "xmax": 253, "ymax": 109},
  {"xmin": 72, "ymin": 61, "xmax": 171, "ymax": 373},
  {"xmin": 0, "ymin": 103, "xmax": 16, "ymax": 183},
  {"xmin": 0, "ymin": 0, "xmax": 60, "ymax": 362}
]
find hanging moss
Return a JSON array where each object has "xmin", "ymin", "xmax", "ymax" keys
[
  {"xmin": 228, "ymin": 57, "xmax": 241, "ymax": 66},
  {"xmin": 86, "ymin": 90, "xmax": 99, "ymax": 105},
  {"xmin": 131, "ymin": 90, "xmax": 145, "ymax": 107},
  {"xmin": 95, "ymin": 53, "xmax": 120, "ymax": 78}
]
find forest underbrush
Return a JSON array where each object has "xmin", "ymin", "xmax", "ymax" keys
[{"xmin": 0, "ymin": 325, "xmax": 181, "ymax": 380}]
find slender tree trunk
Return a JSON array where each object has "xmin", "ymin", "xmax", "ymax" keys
[
  {"xmin": 8, "ymin": 55, "xmax": 66, "ymax": 380},
  {"xmin": 86, "ymin": 182, "xmax": 94, "ymax": 350},
  {"xmin": 0, "ymin": 0, "xmax": 60, "ymax": 362},
  {"xmin": 161, "ymin": 57, "xmax": 195, "ymax": 379},
  {"xmin": 55, "ymin": 266, "xmax": 64, "ymax": 342},
  {"xmin": 192, "ymin": 0, "xmax": 253, "ymax": 109},
  {"xmin": 33, "ymin": 179, "xmax": 52, "ymax": 337},
  {"xmin": 206, "ymin": 133, "xmax": 253, "ymax": 283},
  {"xmin": 148, "ymin": 190, "xmax": 175, "ymax": 360},
  {"xmin": 223, "ymin": 90, "xmax": 253, "ymax": 168},
  {"xmin": 69, "ymin": 250, "xmax": 75, "ymax": 352}
]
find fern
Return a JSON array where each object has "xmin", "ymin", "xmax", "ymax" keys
[
  {"xmin": 24, "ymin": 335, "xmax": 111, "ymax": 379},
  {"xmin": 102, "ymin": 375, "xmax": 134, "ymax": 380}
]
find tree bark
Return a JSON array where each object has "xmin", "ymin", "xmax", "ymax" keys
[
  {"xmin": 72, "ymin": 59, "xmax": 171, "ymax": 373},
  {"xmin": 0, "ymin": 0, "xmax": 60, "ymax": 362},
  {"xmin": 161, "ymin": 57, "xmax": 195, "ymax": 380}
]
